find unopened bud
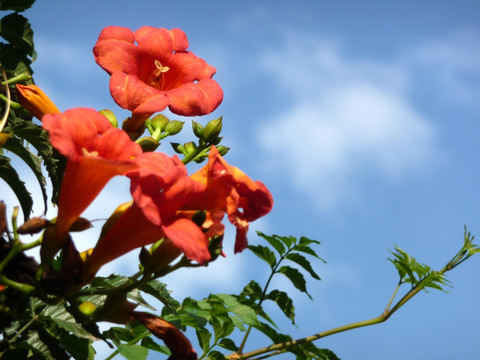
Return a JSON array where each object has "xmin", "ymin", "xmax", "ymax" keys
[
  {"xmin": 99, "ymin": 109, "xmax": 118, "ymax": 128},
  {"xmin": 18, "ymin": 217, "xmax": 50, "ymax": 235},
  {"xmin": 150, "ymin": 114, "xmax": 170, "ymax": 132},
  {"xmin": 204, "ymin": 117, "xmax": 222, "ymax": 143},
  {"xmin": 79, "ymin": 301, "xmax": 97, "ymax": 316},
  {"xmin": 15, "ymin": 84, "xmax": 60, "ymax": 120},
  {"xmin": 165, "ymin": 120, "xmax": 184, "ymax": 135},
  {"xmin": 136, "ymin": 136, "xmax": 160, "ymax": 152},
  {"xmin": 183, "ymin": 141, "xmax": 197, "ymax": 155},
  {"xmin": 191, "ymin": 120, "xmax": 205, "ymax": 139}
]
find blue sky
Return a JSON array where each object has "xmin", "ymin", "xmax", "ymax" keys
[{"xmin": 5, "ymin": 1, "xmax": 480, "ymax": 359}]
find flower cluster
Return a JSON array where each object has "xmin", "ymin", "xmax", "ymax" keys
[{"xmin": 13, "ymin": 25, "xmax": 272, "ymax": 358}]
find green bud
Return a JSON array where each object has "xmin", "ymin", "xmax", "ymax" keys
[
  {"xmin": 165, "ymin": 120, "xmax": 184, "ymax": 135},
  {"xmin": 191, "ymin": 210, "xmax": 207, "ymax": 227},
  {"xmin": 191, "ymin": 120, "xmax": 205, "ymax": 139},
  {"xmin": 171, "ymin": 142, "xmax": 185, "ymax": 155},
  {"xmin": 183, "ymin": 141, "xmax": 197, "ymax": 154},
  {"xmin": 150, "ymin": 114, "xmax": 170, "ymax": 132},
  {"xmin": 139, "ymin": 246, "xmax": 152, "ymax": 270},
  {"xmin": 204, "ymin": 116, "xmax": 222, "ymax": 143},
  {"xmin": 78, "ymin": 301, "xmax": 97, "ymax": 317},
  {"xmin": 216, "ymin": 145, "xmax": 230, "ymax": 156},
  {"xmin": 99, "ymin": 109, "xmax": 118, "ymax": 128},
  {"xmin": 136, "ymin": 136, "xmax": 160, "ymax": 152}
]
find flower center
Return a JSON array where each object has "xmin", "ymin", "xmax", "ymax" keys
[
  {"xmin": 82, "ymin": 148, "xmax": 99, "ymax": 157},
  {"xmin": 149, "ymin": 60, "xmax": 170, "ymax": 90}
]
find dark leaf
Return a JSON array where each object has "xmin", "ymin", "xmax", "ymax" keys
[
  {"xmin": 0, "ymin": 0, "xmax": 35, "ymax": 11},
  {"xmin": 248, "ymin": 244, "xmax": 277, "ymax": 269},
  {"xmin": 218, "ymin": 338, "xmax": 239, "ymax": 351},
  {"xmin": 0, "ymin": 13, "xmax": 36, "ymax": 59},
  {"xmin": 60, "ymin": 334, "xmax": 95, "ymax": 360},
  {"xmin": 207, "ymin": 350, "xmax": 226, "ymax": 360},
  {"xmin": 3, "ymin": 135, "xmax": 47, "ymax": 212},
  {"xmin": 0, "ymin": 154, "xmax": 32, "ymax": 220},
  {"xmin": 277, "ymin": 266, "xmax": 312, "ymax": 299},
  {"xmin": 257, "ymin": 231, "xmax": 286, "ymax": 255},
  {"xmin": 286, "ymin": 252, "xmax": 322, "ymax": 280},
  {"xmin": 266, "ymin": 290, "xmax": 296, "ymax": 324}
]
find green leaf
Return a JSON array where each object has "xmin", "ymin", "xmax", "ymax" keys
[
  {"xmin": 213, "ymin": 294, "xmax": 260, "ymax": 327},
  {"xmin": 25, "ymin": 326, "xmax": 70, "ymax": 360},
  {"xmin": 140, "ymin": 336, "xmax": 170, "ymax": 355},
  {"xmin": 248, "ymin": 244, "xmax": 277, "ymax": 269},
  {"xmin": 207, "ymin": 350, "xmax": 226, "ymax": 360},
  {"xmin": 118, "ymin": 344, "xmax": 149, "ymax": 360},
  {"xmin": 127, "ymin": 289, "xmax": 156, "ymax": 311},
  {"xmin": 286, "ymin": 252, "xmax": 322, "ymax": 280},
  {"xmin": 41, "ymin": 304, "xmax": 97, "ymax": 341},
  {"xmin": 4, "ymin": 135, "xmax": 48, "ymax": 213},
  {"xmin": 0, "ymin": 43, "xmax": 32, "ymax": 75},
  {"xmin": 257, "ymin": 231, "xmax": 286, "ymax": 255},
  {"xmin": 4, "ymin": 115, "xmax": 65, "ymax": 204},
  {"xmin": 0, "ymin": 0, "xmax": 35, "ymax": 11},
  {"xmin": 139, "ymin": 280, "xmax": 179, "ymax": 314},
  {"xmin": 266, "ymin": 289, "xmax": 296, "ymax": 324},
  {"xmin": 0, "ymin": 13, "xmax": 36, "ymax": 59},
  {"xmin": 277, "ymin": 265, "xmax": 312, "ymax": 299},
  {"xmin": 0, "ymin": 154, "xmax": 32, "ymax": 220},
  {"xmin": 60, "ymin": 334, "xmax": 95, "ymax": 360},
  {"xmin": 196, "ymin": 327, "xmax": 212, "ymax": 351},
  {"xmin": 218, "ymin": 338, "xmax": 239, "ymax": 351}
]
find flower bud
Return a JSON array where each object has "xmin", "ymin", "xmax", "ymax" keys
[
  {"xmin": 191, "ymin": 120, "xmax": 205, "ymax": 139},
  {"xmin": 99, "ymin": 109, "xmax": 118, "ymax": 127},
  {"xmin": 183, "ymin": 141, "xmax": 197, "ymax": 155},
  {"xmin": 136, "ymin": 136, "xmax": 160, "ymax": 152},
  {"xmin": 79, "ymin": 301, "xmax": 97, "ymax": 316},
  {"xmin": 204, "ymin": 116, "xmax": 222, "ymax": 143},
  {"xmin": 165, "ymin": 120, "xmax": 184, "ymax": 135},
  {"xmin": 18, "ymin": 217, "xmax": 51, "ymax": 235},
  {"xmin": 0, "ymin": 133, "xmax": 10, "ymax": 147},
  {"xmin": 150, "ymin": 114, "xmax": 170, "ymax": 133},
  {"xmin": 15, "ymin": 84, "xmax": 60, "ymax": 120}
]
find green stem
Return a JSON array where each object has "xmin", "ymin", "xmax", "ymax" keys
[
  {"xmin": 0, "ymin": 71, "xmax": 11, "ymax": 133},
  {"xmin": 181, "ymin": 143, "xmax": 209, "ymax": 165},
  {"xmin": 0, "ymin": 72, "xmax": 31, "ymax": 85},
  {"xmin": 0, "ymin": 275, "xmax": 35, "ymax": 294}
]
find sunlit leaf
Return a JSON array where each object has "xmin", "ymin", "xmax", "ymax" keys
[
  {"xmin": 117, "ymin": 344, "xmax": 149, "ymax": 360},
  {"xmin": 257, "ymin": 231, "xmax": 286, "ymax": 255}
]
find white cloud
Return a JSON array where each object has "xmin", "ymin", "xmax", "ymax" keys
[{"xmin": 256, "ymin": 32, "xmax": 450, "ymax": 209}]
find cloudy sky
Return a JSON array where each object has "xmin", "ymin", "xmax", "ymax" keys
[{"xmin": 4, "ymin": 1, "xmax": 480, "ymax": 359}]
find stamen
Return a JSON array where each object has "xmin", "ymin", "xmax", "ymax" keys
[
  {"xmin": 82, "ymin": 148, "xmax": 99, "ymax": 157},
  {"xmin": 153, "ymin": 60, "xmax": 169, "ymax": 77}
]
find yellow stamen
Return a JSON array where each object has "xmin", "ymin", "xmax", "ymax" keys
[
  {"xmin": 82, "ymin": 148, "xmax": 99, "ymax": 157},
  {"xmin": 153, "ymin": 60, "xmax": 169, "ymax": 77}
]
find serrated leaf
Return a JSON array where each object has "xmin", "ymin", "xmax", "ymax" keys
[
  {"xmin": 286, "ymin": 252, "xmax": 322, "ymax": 280},
  {"xmin": 127, "ymin": 289, "xmax": 156, "ymax": 311},
  {"xmin": 0, "ymin": 13, "xmax": 36, "ymax": 59},
  {"xmin": 277, "ymin": 265, "xmax": 312, "ymax": 299},
  {"xmin": 60, "ymin": 334, "xmax": 95, "ymax": 360},
  {"xmin": 4, "ymin": 115, "xmax": 65, "ymax": 204},
  {"xmin": 41, "ymin": 304, "xmax": 97, "ymax": 341},
  {"xmin": 213, "ymin": 294, "xmax": 260, "ymax": 327},
  {"xmin": 266, "ymin": 289, "xmax": 296, "ymax": 324},
  {"xmin": 196, "ymin": 327, "xmax": 211, "ymax": 351},
  {"xmin": 139, "ymin": 280, "xmax": 178, "ymax": 314},
  {"xmin": 0, "ymin": 154, "xmax": 32, "ymax": 220},
  {"xmin": 140, "ymin": 336, "xmax": 170, "ymax": 355},
  {"xmin": 4, "ymin": 135, "xmax": 48, "ymax": 212},
  {"xmin": 208, "ymin": 350, "xmax": 226, "ymax": 360},
  {"xmin": 218, "ymin": 338, "xmax": 239, "ymax": 351},
  {"xmin": 0, "ymin": 0, "xmax": 35, "ymax": 11},
  {"xmin": 248, "ymin": 244, "xmax": 277, "ymax": 269},
  {"xmin": 26, "ymin": 326, "xmax": 70, "ymax": 360},
  {"xmin": 257, "ymin": 231, "xmax": 286, "ymax": 255},
  {"xmin": 118, "ymin": 344, "xmax": 149, "ymax": 360}
]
